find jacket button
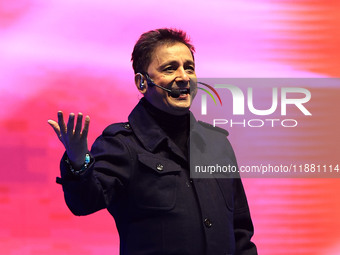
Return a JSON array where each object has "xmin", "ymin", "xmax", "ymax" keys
[
  {"xmin": 123, "ymin": 123, "xmax": 130, "ymax": 129},
  {"xmin": 204, "ymin": 218, "xmax": 212, "ymax": 228},
  {"xmin": 156, "ymin": 163, "xmax": 164, "ymax": 171}
]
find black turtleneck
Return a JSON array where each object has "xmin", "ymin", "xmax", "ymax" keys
[{"xmin": 141, "ymin": 98, "xmax": 190, "ymax": 157}]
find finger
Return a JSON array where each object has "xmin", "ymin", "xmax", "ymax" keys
[
  {"xmin": 57, "ymin": 111, "xmax": 67, "ymax": 135},
  {"xmin": 47, "ymin": 119, "xmax": 62, "ymax": 139},
  {"xmin": 81, "ymin": 115, "xmax": 90, "ymax": 138},
  {"xmin": 67, "ymin": 113, "xmax": 75, "ymax": 136},
  {"xmin": 74, "ymin": 113, "xmax": 83, "ymax": 136}
]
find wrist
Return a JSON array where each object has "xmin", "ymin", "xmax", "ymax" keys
[{"xmin": 65, "ymin": 153, "xmax": 91, "ymax": 175}]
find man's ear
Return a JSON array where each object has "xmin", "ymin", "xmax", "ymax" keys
[{"xmin": 134, "ymin": 73, "xmax": 147, "ymax": 94}]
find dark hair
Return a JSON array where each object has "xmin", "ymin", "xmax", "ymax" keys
[{"xmin": 131, "ymin": 28, "xmax": 195, "ymax": 74}]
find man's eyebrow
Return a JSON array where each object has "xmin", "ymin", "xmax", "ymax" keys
[
  {"xmin": 158, "ymin": 61, "xmax": 178, "ymax": 68},
  {"xmin": 185, "ymin": 60, "xmax": 195, "ymax": 66},
  {"xmin": 159, "ymin": 60, "xmax": 195, "ymax": 68}
]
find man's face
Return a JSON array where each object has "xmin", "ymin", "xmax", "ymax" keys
[{"xmin": 144, "ymin": 42, "xmax": 197, "ymax": 115}]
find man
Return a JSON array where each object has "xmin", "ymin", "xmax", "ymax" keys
[{"xmin": 48, "ymin": 28, "xmax": 257, "ymax": 255}]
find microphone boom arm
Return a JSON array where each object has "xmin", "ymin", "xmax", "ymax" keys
[{"xmin": 144, "ymin": 73, "xmax": 189, "ymax": 98}]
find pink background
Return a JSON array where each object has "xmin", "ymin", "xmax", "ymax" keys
[{"xmin": 1, "ymin": 0, "xmax": 340, "ymax": 254}]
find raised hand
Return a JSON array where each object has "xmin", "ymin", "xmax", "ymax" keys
[{"xmin": 48, "ymin": 111, "xmax": 90, "ymax": 170}]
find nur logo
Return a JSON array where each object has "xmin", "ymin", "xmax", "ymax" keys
[
  {"xmin": 196, "ymin": 83, "xmax": 312, "ymax": 116},
  {"xmin": 197, "ymin": 81, "xmax": 222, "ymax": 115}
]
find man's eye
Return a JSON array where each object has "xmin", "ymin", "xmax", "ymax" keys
[
  {"xmin": 185, "ymin": 66, "xmax": 195, "ymax": 72},
  {"xmin": 163, "ymin": 67, "xmax": 175, "ymax": 72}
]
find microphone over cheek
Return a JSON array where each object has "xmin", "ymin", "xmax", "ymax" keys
[{"xmin": 144, "ymin": 73, "xmax": 190, "ymax": 98}]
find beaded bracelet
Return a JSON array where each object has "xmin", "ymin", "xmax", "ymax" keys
[{"xmin": 65, "ymin": 153, "xmax": 91, "ymax": 175}]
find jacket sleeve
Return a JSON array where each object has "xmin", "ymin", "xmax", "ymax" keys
[
  {"xmin": 57, "ymin": 124, "xmax": 133, "ymax": 216},
  {"xmin": 233, "ymin": 178, "xmax": 258, "ymax": 255}
]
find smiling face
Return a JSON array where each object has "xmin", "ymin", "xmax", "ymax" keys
[{"xmin": 140, "ymin": 42, "xmax": 197, "ymax": 115}]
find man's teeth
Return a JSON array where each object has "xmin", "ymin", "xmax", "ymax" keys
[{"xmin": 179, "ymin": 89, "xmax": 189, "ymax": 94}]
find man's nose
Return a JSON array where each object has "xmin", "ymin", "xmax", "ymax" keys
[{"xmin": 175, "ymin": 67, "xmax": 190, "ymax": 83}]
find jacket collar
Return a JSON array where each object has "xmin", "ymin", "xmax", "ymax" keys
[
  {"xmin": 128, "ymin": 100, "xmax": 167, "ymax": 152},
  {"xmin": 128, "ymin": 99, "xmax": 208, "ymax": 156},
  {"xmin": 189, "ymin": 118, "xmax": 207, "ymax": 153}
]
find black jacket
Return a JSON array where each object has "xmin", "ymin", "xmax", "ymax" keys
[{"xmin": 57, "ymin": 100, "xmax": 257, "ymax": 255}]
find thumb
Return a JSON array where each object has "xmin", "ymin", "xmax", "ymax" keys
[{"xmin": 47, "ymin": 119, "xmax": 62, "ymax": 139}]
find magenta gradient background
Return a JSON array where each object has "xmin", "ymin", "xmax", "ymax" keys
[{"xmin": 1, "ymin": 0, "xmax": 340, "ymax": 254}]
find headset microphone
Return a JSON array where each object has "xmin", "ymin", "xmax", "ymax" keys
[{"xmin": 143, "ymin": 73, "xmax": 190, "ymax": 98}]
